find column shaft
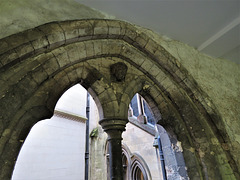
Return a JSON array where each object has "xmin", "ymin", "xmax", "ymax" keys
[
  {"xmin": 99, "ymin": 118, "xmax": 128, "ymax": 180},
  {"xmin": 108, "ymin": 130, "xmax": 123, "ymax": 180}
]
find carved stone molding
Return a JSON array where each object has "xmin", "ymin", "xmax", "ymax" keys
[
  {"xmin": 99, "ymin": 118, "xmax": 129, "ymax": 132},
  {"xmin": 110, "ymin": 62, "xmax": 128, "ymax": 82},
  {"xmin": 54, "ymin": 110, "xmax": 87, "ymax": 123}
]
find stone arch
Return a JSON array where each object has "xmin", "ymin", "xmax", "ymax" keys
[
  {"xmin": 121, "ymin": 143, "xmax": 152, "ymax": 180},
  {"xmin": 155, "ymin": 124, "xmax": 188, "ymax": 180},
  {"xmin": 130, "ymin": 153, "xmax": 152, "ymax": 180},
  {"xmin": 0, "ymin": 19, "xmax": 238, "ymax": 179},
  {"xmin": 122, "ymin": 143, "xmax": 132, "ymax": 180}
]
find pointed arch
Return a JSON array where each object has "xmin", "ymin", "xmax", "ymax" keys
[{"xmin": 0, "ymin": 19, "xmax": 238, "ymax": 179}]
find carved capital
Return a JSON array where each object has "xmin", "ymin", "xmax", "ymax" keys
[{"xmin": 99, "ymin": 118, "xmax": 128, "ymax": 133}]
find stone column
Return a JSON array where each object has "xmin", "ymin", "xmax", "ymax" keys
[{"xmin": 99, "ymin": 118, "xmax": 128, "ymax": 180}]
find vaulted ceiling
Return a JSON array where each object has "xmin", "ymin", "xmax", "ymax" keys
[{"xmin": 79, "ymin": 0, "xmax": 240, "ymax": 64}]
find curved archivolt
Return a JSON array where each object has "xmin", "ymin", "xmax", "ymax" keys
[{"xmin": 0, "ymin": 19, "xmax": 238, "ymax": 179}]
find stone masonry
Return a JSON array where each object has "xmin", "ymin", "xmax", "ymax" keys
[{"xmin": 0, "ymin": 19, "xmax": 239, "ymax": 180}]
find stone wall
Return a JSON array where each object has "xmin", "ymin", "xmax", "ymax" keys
[
  {"xmin": 0, "ymin": 1, "xmax": 238, "ymax": 151},
  {"xmin": 144, "ymin": 30, "xmax": 240, "ymax": 172},
  {"xmin": 122, "ymin": 122, "xmax": 161, "ymax": 180},
  {"xmin": 89, "ymin": 127, "xmax": 108, "ymax": 180},
  {"xmin": 0, "ymin": 0, "xmax": 108, "ymax": 39},
  {"xmin": 89, "ymin": 122, "xmax": 162, "ymax": 180}
]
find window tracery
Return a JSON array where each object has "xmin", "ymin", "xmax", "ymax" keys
[
  {"xmin": 129, "ymin": 94, "xmax": 155, "ymax": 126},
  {"xmin": 106, "ymin": 143, "xmax": 150, "ymax": 180},
  {"xmin": 131, "ymin": 158, "xmax": 148, "ymax": 180}
]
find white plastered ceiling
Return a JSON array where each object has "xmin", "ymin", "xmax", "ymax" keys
[{"xmin": 78, "ymin": 0, "xmax": 240, "ymax": 64}]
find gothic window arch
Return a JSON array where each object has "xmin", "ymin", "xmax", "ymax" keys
[
  {"xmin": 129, "ymin": 93, "xmax": 156, "ymax": 126},
  {"xmin": 130, "ymin": 155, "xmax": 150, "ymax": 180},
  {"xmin": 105, "ymin": 143, "xmax": 151, "ymax": 180},
  {"xmin": 122, "ymin": 146, "xmax": 131, "ymax": 180},
  {"xmin": 132, "ymin": 165, "xmax": 145, "ymax": 180}
]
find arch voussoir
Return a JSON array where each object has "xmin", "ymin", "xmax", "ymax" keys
[
  {"xmin": 37, "ymin": 22, "xmax": 66, "ymax": 49},
  {"xmin": 0, "ymin": 19, "xmax": 238, "ymax": 180}
]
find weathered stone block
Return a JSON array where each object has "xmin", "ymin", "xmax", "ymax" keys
[
  {"xmin": 98, "ymin": 89, "xmax": 116, "ymax": 104},
  {"xmin": 81, "ymin": 63, "xmax": 91, "ymax": 80},
  {"xmin": 174, "ymin": 68, "xmax": 188, "ymax": 83},
  {"xmin": 166, "ymin": 59, "xmax": 178, "ymax": 75},
  {"xmin": 0, "ymin": 89, "xmax": 20, "ymax": 119},
  {"xmin": 149, "ymin": 64, "xmax": 160, "ymax": 77},
  {"xmin": 148, "ymin": 86, "xmax": 161, "ymax": 99},
  {"xmin": 37, "ymin": 23, "xmax": 65, "ymax": 49},
  {"xmin": 92, "ymin": 40, "xmax": 102, "ymax": 56},
  {"xmin": 72, "ymin": 64, "xmax": 83, "ymax": 79},
  {"xmin": 155, "ymin": 69, "xmax": 167, "ymax": 83},
  {"xmin": 166, "ymin": 87, "xmax": 184, "ymax": 107},
  {"xmin": 0, "ymin": 39, "xmax": 9, "ymax": 54},
  {"xmin": 31, "ymin": 37, "xmax": 49, "ymax": 54},
  {"xmin": 100, "ymin": 57, "xmax": 114, "ymax": 69},
  {"xmin": 1, "ymin": 57, "xmax": 39, "ymax": 87},
  {"xmin": 101, "ymin": 40, "xmax": 111, "ymax": 55},
  {"xmin": 42, "ymin": 56, "xmax": 60, "ymax": 76},
  {"xmin": 64, "ymin": 44, "xmax": 79, "ymax": 63},
  {"xmin": 0, "ymin": 49, "xmax": 18, "ymax": 67},
  {"xmin": 18, "ymin": 76, "xmax": 38, "ymax": 95},
  {"xmin": 145, "ymin": 38, "xmax": 158, "ymax": 54},
  {"xmin": 58, "ymin": 21, "xmax": 79, "ymax": 43},
  {"xmin": 121, "ymin": 93, "xmax": 130, "ymax": 104},
  {"xmin": 164, "ymin": 150, "xmax": 177, "ymax": 166},
  {"xmin": 158, "ymin": 104, "xmax": 170, "ymax": 119},
  {"xmin": 118, "ymin": 102, "xmax": 128, "ymax": 117},
  {"xmin": 15, "ymin": 42, "xmax": 34, "ymax": 58},
  {"xmin": 134, "ymin": 33, "xmax": 149, "ymax": 48},
  {"xmin": 2, "ymin": 33, "xmax": 28, "ymax": 53},
  {"xmin": 149, "ymin": 88, "xmax": 162, "ymax": 103},
  {"xmin": 123, "ymin": 79, "xmax": 140, "ymax": 96},
  {"xmin": 52, "ymin": 47, "xmax": 70, "ymax": 67},
  {"xmin": 125, "ymin": 66, "xmax": 143, "ymax": 77},
  {"xmin": 75, "ymin": 42, "xmax": 87, "ymax": 59},
  {"xmin": 161, "ymin": 135, "xmax": 172, "ymax": 149},
  {"xmin": 131, "ymin": 78, "xmax": 145, "ymax": 94},
  {"xmin": 108, "ymin": 40, "xmax": 124, "ymax": 55},
  {"xmin": 154, "ymin": 48, "xmax": 169, "ymax": 66},
  {"xmin": 141, "ymin": 59, "xmax": 153, "ymax": 72},
  {"xmin": 91, "ymin": 80, "xmax": 106, "ymax": 95},
  {"xmin": 23, "ymin": 28, "xmax": 49, "ymax": 51},
  {"xmin": 78, "ymin": 20, "xmax": 94, "ymax": 38},
  {"xmin": 175, "ymin": 152, "xmax": 186, "ymax": 166},
  {"xmin": 182, "ymin": 77, "xmax": 198, "ymax": 95},
  {"xmin": 124, "ymin": 24, "xmax": 138, "ymax": 42},
  {"xmin": 31, "ymin": 66, "xmax": 48, "ymax": 85},
  {"xmin": 106, "ymin": 20, "xmax": 122, "ymax": 37},
  {"xmin": 84, "ymin": 41, "xmax": 95, "ymax": 57},
  {"xmin": 53, "ymin": 71, "xmax": 70, "ymax": 89},
  {"xmin": 161, "ymin": 77, "xmax": 175, "ymax": 91},
  {"xmin": 64, "ymin": 67, "xmax": 78, "ymax": 84},
  {"xmin": 118, "ymin": 21, "xmax": 127, "ymax": 37},
  {"xmin": 120, "ymin": 44, "xmax": 146, "ymax": 66},
  {"xmin": 102, "ymin": 101, "xmax": 119, "ymax": 117},
  {"xmin": 93, "ymin": 20, "xmax": 109, "ymax": 38}
]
